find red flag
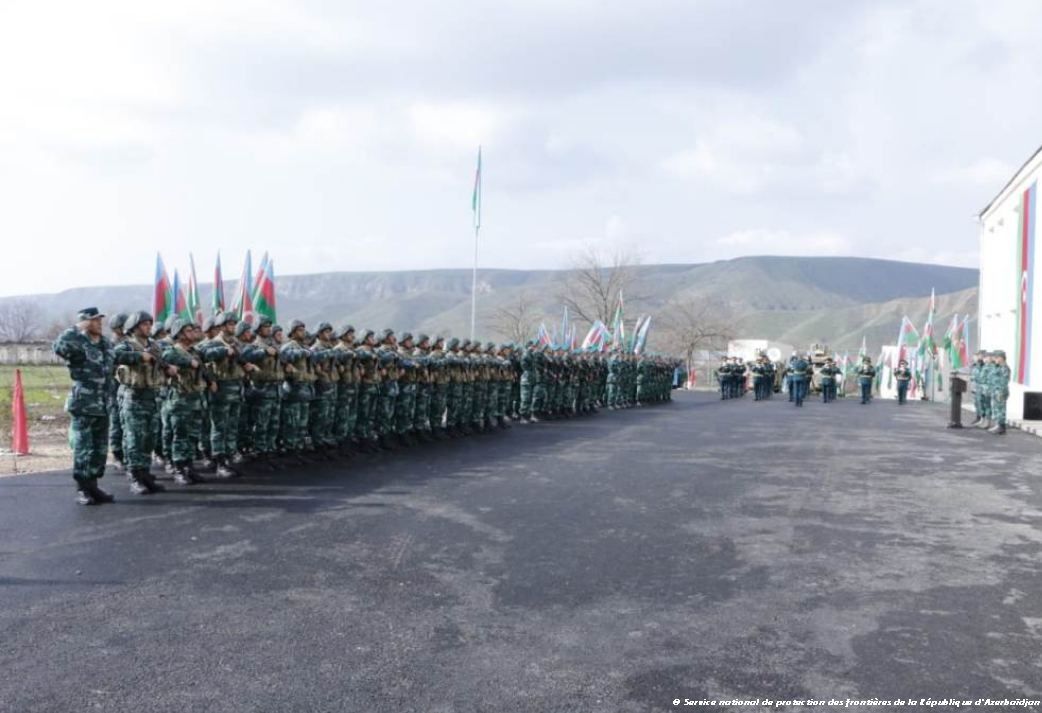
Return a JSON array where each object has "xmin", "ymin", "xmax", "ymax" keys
[
  {"xmin": 12, "ymin": 369, "xmax": 29, "ymax": 455},
  {"xmin": 153, "ymin": 253, "xmax": 172, "ymax": 324}
]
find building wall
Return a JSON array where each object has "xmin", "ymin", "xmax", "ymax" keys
[{"xmin": 979, "ymin": 148, "xmax": 1042, "ymax": 421}]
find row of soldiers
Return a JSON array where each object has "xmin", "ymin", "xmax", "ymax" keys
[
  {"xmin": 716, "ymin": 355, "xmax": 779, "ymax": 401},
  {"xmin": 969, "ymin": 349, "xmax": 1011, "ymax": 435},
  {"xmin": 53, "ymin": 307, "xmax": 679, "ymax": 505}
]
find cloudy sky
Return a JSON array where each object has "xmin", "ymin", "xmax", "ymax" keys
[{"xmin": 1, "ymin": 0, "xmax": 1039, "ymax": 296}]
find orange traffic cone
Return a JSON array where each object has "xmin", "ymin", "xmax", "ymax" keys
[{"xmin": 12, "ymin": 368, "xmax": 29, "ymax": 455}]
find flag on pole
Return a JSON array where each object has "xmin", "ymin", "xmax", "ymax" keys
[
  {"xmin": 231, "ymin": 250, "xmax": 254, "ymax": 323},
  {"xmin": 172, "ymin": 269, "xmax": 190, "ymax": 320},
  {"xmin": 858, "ymin": 335, "xmax": 868, "ymax": 361},
  {"xmin": 153, "ymin": 253, "xmax": 173, "ymax": 325},
  {"xmin": 959, "ymin": 315, "xmax": 971, "ymax": 368},
  {"xmin": 896, "ymin": 316, "xmax": 921, "ymax": 363},
  {"xmin": 252, "ymin": 251, "xmax": 269, "ymax": 303},
  {"xmin": 253, "ymin": 258, "xmax": 277, "ymax": 322},
  {"xmin": 187, "ymin": 254, "xmax": 203, "ymax": 325},
  {"xmin": 634, "ymin": 315, "xmax": 653, "ymax": 354},
  {"xmin": 610, "ymin": 291, "xmax": 625, "ymax": 349},
  {"xmin": 919, "ymin": 288, "xmax": 937, "ymax": 358},
  {"xmin": 472, "ymin": 147, "xmax": 482, "ymax": 230},
  {"xmin": 943, "ymin": 314, "xmax": 963, "ymax": 370},
  {"xmin": 1015, "ymin": 182, "xmax": 1036, "ymax": 384},
  {"xmin": 536, "ymin": 323, "xmax": 552, "ymax": 347},
  {"xmin": 212, "ymin": 252, "xmax": 226, "ymax": 315}
]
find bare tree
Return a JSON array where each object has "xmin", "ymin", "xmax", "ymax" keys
[
  {"xmin": 558, "ymin": 245, "xmax": 645, "ymax": 327},
  {"xmin": 486, "ymin": 291, "xmax": 540, "ymax": 344},
  {"xmin": 0, "ymin": 299, "xmax": 44, "ymax": 342},
  {"xmin": 658, "ymin": 296, "xmax": 736, "ymax": 367}
]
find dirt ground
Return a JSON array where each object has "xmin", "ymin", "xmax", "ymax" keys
[{"xmin": 0, "ymin": 425, "xmax": 73, "ymax": 476}]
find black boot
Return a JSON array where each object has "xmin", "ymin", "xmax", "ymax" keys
[
  {"xmin": 215, "ymin": 456, "xmax": 239, "ymax": 479},
  {"xmin": 76, "ymin": 481, "xmax": 99, "ymax": 506},
  {"xmin": 139, "ymin": 469, "xmax": 166, "ymax": 493},
  {"xmin": 127, "ymin": 469, "xmax": 150, "ymax": 495},
  {"xmin": 86, "ymin": 479, "xmax": 115, "ymax": 503}
]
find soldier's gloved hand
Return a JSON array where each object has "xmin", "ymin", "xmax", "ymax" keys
[
  {"xmin": 190, "ymin": 359, "xmax": 200, "ymax": 369},
  {"xmin": 142, "ymin": 352, "xmax": 155, "ymax": 363},
  {"xmin": 165, "ymin": 365, "xmax": 179, "ymax": 377},
  {"xmin": 244, "ymin": 363, "xmax": 259, "ymax": 373},
  {"xmin": 267, "ymin": 347, "xmax": 278, "ymax": 356},
  {"xmin": 285, "ymin": 363, "xmax": 297, "ymax": 374}
]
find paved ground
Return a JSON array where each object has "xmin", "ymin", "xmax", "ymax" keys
[{"xmin": 2, "ymin": 391, "xmax": 1042, "ymax": 713}]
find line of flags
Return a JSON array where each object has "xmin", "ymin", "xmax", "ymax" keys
[
  {"xmin": 533, "ymin": 292, "xmax": 653, "ymax": 353},
  {"xmin": 153, "ymin": 251, "xmax": 277, "ymax": 327}
]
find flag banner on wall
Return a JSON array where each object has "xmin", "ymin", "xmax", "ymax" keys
[{"xmin": 1016, "ymin": 182, "xmax": 1036, "ymax": 385}]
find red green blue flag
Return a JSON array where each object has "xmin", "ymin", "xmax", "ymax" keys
[
  {"xmin": 231, "ymin": 250, "xmax": 254, "ymax": 323},
  {"xmin": 153, "ymin": 253, "xmax": 173, "ymax": 325},
  {"xmin": 212, "ymin": 252, "xmax": 226, "ymax": 315},
  {"xmin": 253, "ymin": 258, "xmax": 277, "ymax": 322},
  {"xmin": 172, "ymin": 269, "xmax": 190, "ymax": 321}
]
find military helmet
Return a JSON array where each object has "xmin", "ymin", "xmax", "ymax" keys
[
  {"xmin": 447, "ymin": 337, "xmax": 460, "ymax": 350},
  {"xmin": 361, "ymin": 328, "xmax": 375, "ymax": 340},
  {"xmin": 485, "ymin": 341, "xmax": 496, "ymax": 352},
  {"xmin": 336, "ymin": 324, "xmax": 354, "ymax": 339},
  {"xmin": 235, "ymin": 321, "xmax": 252, "ymax": 337},
  {"xmin": 400, "ymin": 331, "xmax": 413, "ymax": 343},
  {"xmin": 149, "ymin": 321, "xmax": 165, "ymax": 338},
  {"xmin": 201, "ymin": 316, "xmax": 216, "ymax": 332},
  {"xmin": 316, "ymin": 321, "xmax": 333, "ymax": 334},
  {"xmin": 289, "ymin": 319, "xmax": 306, "ymax": 334},
  {"xmin": 124, "ymin": 310, "xmax": 154, "ymax": 333},
  {"xmin": 416, "ymin": 333, "xmax": 429, "ymax": 343},
  {"xmin": 108, "ymin": 313, "xmax": 129, "ymax": 331},
  {"xmin": 257, "ymin": 316, "xmax": 273, "ymax": 329},
  {"xmin": 272, "ymin": 324, "xmax": 284, "ymax": 335},
  {"xmin": 170, "ymin": 318, "xmax": 194, "ymax": 338},
  {"xmin": 213, "ymin": 312, "xmax": 230, "ymax": 327},
  {"xmin": 381, "ymin": 328, "xmax": 395, "ymax": 341}
]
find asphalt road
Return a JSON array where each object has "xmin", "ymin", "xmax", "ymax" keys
[{"xmin": 2, "ymin": 391, "xmax": 1042, "ymax": 713}]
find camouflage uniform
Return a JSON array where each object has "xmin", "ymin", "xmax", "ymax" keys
[
  {"xmin": 198, "ymin": 315, "xmax": 246, "ymax": 471},
  {"xmin": 309, "ymin": 324, "xmax": 339, "ymax": 451},
  {"xmin": 246, "ymin": 321, "xmax": 283, "ymax": 458},
  {"xmin": 354, "ymin": 331, "xmax": 381, "ymax": 448},
  {"xmin": 988, "ymin": 352, "xmax": 1011, "ymax": 434},
  {"xmin": 412, "ymin": 335, "xmax": 433, "ymax": 438},
  {"xmin": 106, "ymin": 313, "xmax": 128, "ymax": 468},
  {"xmin": 53, "ymin": 309, "xmax": 115, "ymax": 503},
  {"xmin": 161, "ymin": 320, "xmax": 208, "ymax": 485},
  {"xmin": 429, "ymin": 338, "xmax": 450, "ymax": 436},
  {"xmin": 376, "ymin": 330, "xmax": 400, "ymax": 446},
  {"xmin": 279, "ymin": 323, "xmax": 315, "ymax": 455},
  {"xmin": 332, "ymin": 326, "xmax": 359, "ymax": 450},
  {"xmin": 112, "ymin": 312, "xmax": 167, "ymax": 493},
  {"xmin": 395, "ymin": 334, "xmax": 418, "ymax": 441}
]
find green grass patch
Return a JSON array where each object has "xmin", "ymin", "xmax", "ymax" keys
[{"xmin": 0, "ymin": 365, "xmax": 71, "ymax": 431}]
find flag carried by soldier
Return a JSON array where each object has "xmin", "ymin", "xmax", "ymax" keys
[
  {"xmin": 187, "ymin": 253, "xmax": 203, "ymax": 325},
  {"xmin": 231, "ymin": 250, "xmax": 254, "ymax": 324},
  {"xmin": 153, "ymin": 253, "xmax": 173, "ymax": 325},
  {"xmin": 253, "ymin": 256, "xmax": 277, "ymax": 322},
  {"xmin": 213, "ymin": 251, "xmax": 226, "ymax": 315}
]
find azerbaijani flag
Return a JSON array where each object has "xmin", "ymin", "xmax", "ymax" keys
[
  {"xmin": 919, "ymin": 288, "xmax": 937, "ymax": 358},
  {"xmin": 1015, "ymin": 182, "xmax": 1036, "ymax": 385},
  {"xmin": 153, "ymin": 253, "xmax": 173, "ymax": 325},
  {"xmin": 252, "ymin": 251, "xmax": 269, "ymax": 302},
  {"xmin": 172, "ymin": 269, "xmax": 190, "ymax": 321},
  {"xmin": 472, "ymin": 146, "xmax": 482, "ymax": 230},
  {"xmin": 536, "ymin": 323, "xmax": 552, "ymax": 347},
  {"xmin": 610, "ymin": 291, "xmax": 625, "ymax": 349},
  {"xmin": 943, "ymin": 314, "xmax": 963, "ymax": 370},
  {"xmin": 959, "ymin": 315, "xmax": 971, "ymax": 368},
  {"xmin": 212, "ymin": 252, "xmax": 226, "ymax": 315},
  {"xmin": 896, "ymin": 316, "xmax": 920, "ymax": 363},
  {"xmin": 187, "ymin": 253, "xmax": 203, "ymax": 325},
  {"xmin": 231, "ymin": 250, "xmax": 254, "ymax": 323},
  {"xmin": 253, "ymin": 257, "xmax": 277, "ymax": 322}
]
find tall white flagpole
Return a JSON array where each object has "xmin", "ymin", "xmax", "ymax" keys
[
  {"xmin": 470, "ymin": 222, "xmax": 479, "ymax": 341},
  {"xmin": 470, "ymin": 146, "xmax": 482, "ymax": 341}
]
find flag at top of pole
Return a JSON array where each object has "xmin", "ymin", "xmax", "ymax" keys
[{"xmin": 472, "ymin": 146, "xmax": 482, "ymax": 230}]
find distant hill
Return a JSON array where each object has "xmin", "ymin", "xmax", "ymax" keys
[{"xmin": 1, "ymin": 256, "xmax": 978, "ymax": 352}]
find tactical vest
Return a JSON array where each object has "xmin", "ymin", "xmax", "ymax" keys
[
  {"xmin": 282, "ymin": 340, "xmax": 317, "ymax": 383},
  {"xmin": 206, "ymin": 334, "xmax": 244, "ymax": 381},
  {"xmin": 333, "ymin": 342, "xmax": 357, "ymax": 384},
  {"xmin": 314, "ymin": 340, "xmax": 339, "ymax": 384},
  {"xmin": 124, "ymin": 336, "xmax": 163, "ymax": 389},
  {"xmin": 252, "ymin": 337, "xmax": 283, "ymax": 383},
  {"xmin": 169, "ymin": 345, "xmax": 206, "ymax": 395}
]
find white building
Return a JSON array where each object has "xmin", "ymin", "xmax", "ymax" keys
[{"xmin": 978, "ymin": 145, "xmax": 1042, "ymax": 421}]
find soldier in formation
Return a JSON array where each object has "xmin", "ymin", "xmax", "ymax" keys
[
  {"xmin": 893, "ymin": 359, "xmax": 912, "ymax": 405},
  {"xmin": 974, "ymin": 350, "xmax": 1010, "ymax": 435},
  {"xmin": 53, "ymin": 307, "xmax": 679, "ymax": 504},
  {"xmin": 819, "ymin": 357, "xmax": 841, "ymax": 403},
  {"xmin": 856, "ymin": 356, "xmax": 876, "ymax": 405}
]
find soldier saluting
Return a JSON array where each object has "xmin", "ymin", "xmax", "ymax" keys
[{"xmin": 53, "ymin": 308, "xmax": 117, "ymax": 505}]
